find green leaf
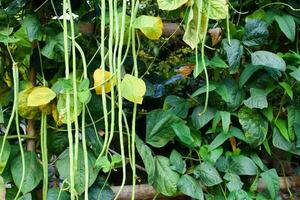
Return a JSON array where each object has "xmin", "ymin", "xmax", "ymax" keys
[
  {"xmin": 238, "ymin": 107, "xmax": 268, "ymax": 146},
  {"xmin": 11, "ymin": 152, "xmax": 43, "ymax": 194},
  {"xmin": 41, "ymin": 33, "xmax": 68, "ymax": 61},
  {"xmin": 224, "ymin": 173, "xmax": 243, "ymax": 192},
  {"xmin": 209, "ymin": 55, "xmax": 228, "ymax": 68},
  {"xmin": 194, "ymin": 162, "xmax": 222, "ymax": 186},
  {"xmin": 171, "ymin": 122, "xmax": 195, "ymax": 146},
  {"xmin": 157, "ymin": 0, "xmax": 188, "ymax": 10},
  {"xmin": 199, "ymin": 146, "xmax": 223, "ymax": 164},
  {"xmin": 146, "ymin": 110, "xmax": 182, "ymax": 147},
  {"xmin": 239, "ymin": 65, "xmax": 262, "ymax": 87},
  {"xmin": 250, "ymin": 154, "xmax": 267, "ymax": 171},
  {"xmin": 163, "ymin": 95, "xmax": 189, "ymax": 118},
  {"xmin": 0, "ymin": 176, "xmax": 5, "ymax": 200},
  {"xmin": 279, "ymin": 82, "xmax": 293, "ymax": 99},
  {"xmin": 56, "ymin": 146, "xmax": 100, "ymax": 195},
  {"xmin": 272, "ymin": 128, "xmax": 293, "ymax": 152},
  {"xmin": 136, "ymin": 136, "xmax": 155, "ymax": 184},
  {"xmin": 209, "ymin": 128, "xmax": 246, "ymax": 150},
  {"xmin": 287, "ymin": 106, "xmax": 300, "ymax": 141},
  {"xmin": 56, "ymin": 94, "xmax": 83, "ymax": 125},
  {"xmin": 153, "ymin": 156, "xmax": 180, "ymax": 196},
  {"xmin": 209, "ymin": 0, "xmax": 228, "ymax": 20},
  {"xmin": 121, "ymin": 74, "xmax": 146, "ymax": 104},
  {"xmin": 222, "ymin": 39, "xmax": 243, "ymax": 73},
  {"xmin": 220, "ymin": 111, "xmax": 230, "ymax": 134},
  {"xmin": 230, "ymin": 155, "xmax": 258, "ymax": 175},
  {"xmin": 78, "ymin": 78, "xmax": 92, "ymax": 104},
  {"xmin": 170, "ymin": 150, "xmax": 186, "ymax": 174},
  {"xmin": 215, "ymin": 79, "xmax": 245, "ymax": 110},
  {"xmin": 133, "ymin": 15, "xmax": 163, "ymax": 40},
  {"xmin": 0, "ymin": 137, "xmax": 10, "ymax": 174},
  {"xmin": 88, "ymin": 177, "xmax": 115, "ymax": 200},
  {"xmin": 275, "ymin": 119, "xmax": 289, "ymax": 142},
  {"xmin": 290, "ymin": 68, "xmax": 300, "ymax": 81},
  {"xmin": 243, "ymin": 88, "xmax": 268, "ymax": 109},
  {"xmin": 260, "ymin": 169, "xmax": 280, "ymax": 199},
  {"xmin": 192, "ymin": 84, "xmax": 216, "ymax": 97},
  {"xmin": 22, "ymin": 14, "xmax": 42, "ymax": 42},
  {"xmin": 0, "ymin": 104, "xmax": 3, "ymax": 124},
  {"xmin": 242, "ymin": 19, "xmax": 268, "ymax": 46},
  {"xmin": 191, "ymin": 106, "xmax": 215, "ymax": 130},
  {"xmin": 251, "ymin": 51, "xmax": 286, "ymax": 72},
  {"xmin": 95, "ymin": 156, "xmax": 111, "ymax": 173},
  {"xmin": 275, "ymin": 14, "xmax": 295, "ymax": 42},
  {"xmin": 177, "ymin": 175, "xmax": 204, "ymax": 200},
  {"xmin": 27, "ymin": 87, "xmax": 56, "ymax": 107},
  {"xmin": 47, "ymin": 188, "xmax": 70, "ymax": 200}
]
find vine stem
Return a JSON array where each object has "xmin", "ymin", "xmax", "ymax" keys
[
  {"xmin": 75, "ymin": 42, "xmax": 89, "ymax": 199},
  {"xmin": 12, "ymin": 64, "xmax": 26, "ymax": 200},
  {"xmin": 114, "ymin": 0, "xmax": 128, "ymax": 198},
  {"xmin": 62, "ymin": 0, "xmax": 75, "ymax": 198},
  {"xmin": 41, "ymin": 113, "xmax": 48, "ymax": 199}
]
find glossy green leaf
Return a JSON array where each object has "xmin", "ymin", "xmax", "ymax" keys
[
  {"xmin": 153, "ymin": 156, "xmax": 180, "ymax": 196},
  {"xmin": 230, "ymin": 155, "xmax": 258, "ymax": 175},
  {"xmin": 274, "ymin": 119, "xmax": 289, "ymax": 142},
  {"xmin": 222, "ymin": 39, "xmax": 243, "ymax": 73},
  {"xmin": 220, "ymin": 111, "xmax": 230, "ymax": 134},
  {"xmin": 78, "ymin": 78, "xmax": 92, "ymax": 104},
  {"xmin": 209, "ymin": 55, "xmax": 228, "ymax": 68},
  {"xmin": 22, "ymin": 14, "xmax": 42, "ymax": 42},
  {"xmin": 0, "ymin": 137, "xmax": 10, "ymax": 174},
  {"xmin": 194, "ymin": 162, "xmax": 222, "ymax": 186},
  {"xmin": 238, "ymin": 107, "xmax": 268, "ymax": 146},
  {"xmin": 243, "ymin": 88, "xmax": 268, "ymax": 109},
  {"xmin": 191, "ymin": 106, "xmax": 215, "ymax": 130},
  {"xmin": 290, "ymin": 68, "xmax": 300, "ymax": 81},
  {"xmin": 157, "ymin": 0, "xmax": 188, "ymax": 10},
  {"xmin": 56, "ymin": 146, "xmax": 100, "ymax": 195},
  {"xmin": 133, "ymin": 15, "xmax": 163, "ymax": 40},
  {"xmin": 136, "ymin": 136, "xmax": 155, "ymax": 184},
  {"xmin": 170, "ymin": 150, "xmax": 186, "ymax": 174},
  {"xmin": 11, "ymin": 152, "xmax": 43, "ymax": 194},
  {"xmin": 260, "ymin": 169, "xmax": 280, "ymax": 199},
  {"xmin": 95, "ymin": 156, "xmax": 111, "ymax": 173},
  {"xmin": 242, "ymin": 19, "xmax": 269, "ymax": 46},
  {"xmin": 251, "ymin": 51, "xmax": 286, "ymax": 72},
  {"xmin": 146, "ymin": 110, "xmax": 182, "ymax": 147},
  {"xmin": 163, "ymin": 95, "xmax": 189, "ymax": 118},
  {"xmin": 88, "ymin": 177, "xmax": 115, "ymax": 200},
  {"xmin": 171, "ymin": 122, "xmax": 195, "ymax": 146},
  {"xmin": 224, "ymin": 173, "xmax": 243, "ymax": 192},
  {"xmin": 275, "ymin": 14, "xmax": 295, "ymax": 42},
  {"xmin": 47, "ymin": 188, "xmax": 69, "ymax": 200},
  {"xmin": 279, "ymin": 82, "xmax": 293, "ymax": 99},
  {"xmin": 177, "ymin": 175, "xmax": 204, "ymax": 200},
  {"xmin": 121, "ymin": 74, "xmax": 146, "ymax": 104}
]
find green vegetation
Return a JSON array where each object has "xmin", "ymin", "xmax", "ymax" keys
[{"xmin": 0, "ymin": 0, "xmax": 299, "ymax": 199}]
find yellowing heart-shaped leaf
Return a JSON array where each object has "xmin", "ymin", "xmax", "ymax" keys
[
  {"xmin": 121, "ymin": 74, "xmax": 146, "ymax": 104},
  {"xmin": 93, "ymin": 68, "xmax": 116, "ymax": 94},
  {"xmin": 27, "ymin": 87, "xmax": 56, "ymax": 107},
  {"xmin": 133, "ymin": 15, "xmax": 163, "ymax": 40}
]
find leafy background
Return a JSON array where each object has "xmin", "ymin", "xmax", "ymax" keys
[{"xmin": 0, "ymin": 0, "xmax": 300, "ymax": 199}]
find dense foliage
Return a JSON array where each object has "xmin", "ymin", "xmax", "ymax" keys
[{"xmin": 0, "ymin": 0, "xmax": 300, "ymax": 199}]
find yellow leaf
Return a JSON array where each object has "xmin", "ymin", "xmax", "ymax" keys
[
  {"xmin": 27, "ymin": 87, "xmax": 56, "ymax": 107},
  {"xmin": 133, "ymin": 15, "xmax": 163, "ymax": 40},
  {"xmin": 121, "ymin": 74, "xmax": 146, "ymax": 104},
  {"xmin": 93, "ymin": 68, "xmax": 116, "ymax": 94},
  {"xmin": 18, "ymin": 88, "xmax": 40, "ymax": 119}
]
